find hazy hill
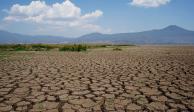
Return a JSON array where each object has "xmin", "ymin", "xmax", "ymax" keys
[
  {"xmin": 0, "ymin": 30, "xmax": 71, "ymax": 44},
  {"xmin": 1, "ymin": 25, "xmax": 194, "ymax": 44},
  {"xmin": 77, "ymin": 25, "xmax": 194, "ymax": 44}
]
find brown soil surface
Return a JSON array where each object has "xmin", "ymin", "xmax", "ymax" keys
[{"xmin": 0, "ymin": 46, "xmax": 194, "ymax": 112}]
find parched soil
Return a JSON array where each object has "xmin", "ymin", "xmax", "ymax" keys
[{"xmin": 0, "ymin": 46, "xmax": 194, "ymax": 112}]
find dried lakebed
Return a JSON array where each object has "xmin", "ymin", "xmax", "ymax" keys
[{"xmin": 0, "ymin": 46, "xmax": 194, "ymax": 112}]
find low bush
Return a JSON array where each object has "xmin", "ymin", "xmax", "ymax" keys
[
  {"xmin": 113, "ymin": 47, "xmax": 122, "ymax": 51},
  {"xmin": 59, "ymin": 44, "xmax": 87, "ymax": 52},
  {"xmin": 12, "ymin": 44, "xmax": 29, "ymax": 51},
  {"xmin": 0, "ymin": 44, "xmax": 29, "ymax": 51},
  {"xmin": 86, "ymin": 44, "xmax": 107, "ymax": 49},
  {"xmin": 31, "ymin": 44, "xmax": 56, "ymax": 51},
  {"xmin": 0, "ymin": 44, "xmax": 59, "ymax": 51}
]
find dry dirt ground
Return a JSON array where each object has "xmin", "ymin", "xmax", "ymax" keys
[{"xmin": 0, "ymin": 46, "xmax": 194, "ymax": 112}]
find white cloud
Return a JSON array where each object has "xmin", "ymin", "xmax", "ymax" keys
[
  {"xmin": 130, "ymin": 0, "xmax": 171, "ymax": 8},
  {"xmin": 81, "ymin": 10, "xmax": 103, "ymax": 20},
  {"xmin": 4, "ymin": 0, "xmax": 107, "ymax": 34}
]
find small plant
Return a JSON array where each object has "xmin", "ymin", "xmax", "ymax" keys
[
  {"xmin": 113, "ymin": 47, "xmax": 122, "ymax": 51},
  {"xmin": 31, "ymin": 44, "xmax": 55, "ymax": 51},
  {"xmin": 59, "ymin": 44, "xmax": 87, "ymax": 52},
  {"xmin": 11, "ymin": 44, "xmax": 28, "ymax": 51}
]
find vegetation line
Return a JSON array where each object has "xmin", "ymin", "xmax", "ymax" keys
[{"xmin": 0, "ymin": 44, "xmax": 134, "ymax": 52}]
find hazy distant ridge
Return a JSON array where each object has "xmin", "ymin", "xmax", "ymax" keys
[{"xmin": 1, "ymin": 25, "xmax": 194, "ymax": 44}]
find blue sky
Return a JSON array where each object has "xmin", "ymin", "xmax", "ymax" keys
[{"xmin": 0, "ymin": 0, "xmax": 194, "ymax": 37}]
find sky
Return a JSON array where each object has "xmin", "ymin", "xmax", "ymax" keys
[{"xmin": 0, "ymin": 0, "xmax": 194, "ymax": 37}]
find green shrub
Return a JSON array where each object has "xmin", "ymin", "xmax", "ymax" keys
[
  {"xmin": 31, "ymin": 44, "xmax": 55, "ymax": 51},
  {"xmin": 59, "ymin": 44, "xmax": 87, "ymax": 52},
  {"xmin": 113, "ymin": 47, "xmax": 122, "ymax": 51},
  {"xmin": 0, "ymin": 44, "xmax": 57, "ymax": 51},
  {"xmin": 77, "ymin": 44, "xmax": 87, "ymax": 51},
  {"xmin": 11, "ymin": 44, "xmax": 28, "ymax": 51},
  {"xmin": 0, "ymin": 45, "xmax": 11, "ymax": 51},
  {"xmin": 86, "ymin": 44, "xmax": 107, "ymax": 49}
]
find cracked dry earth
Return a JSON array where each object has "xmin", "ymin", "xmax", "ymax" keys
[{"xmin": 0, "ymin": 46, "xmax": 194, "ymax": 112}]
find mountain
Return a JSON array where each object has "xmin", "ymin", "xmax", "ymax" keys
[
  {"xmin": 1, "ymin": 25, "xmax": 194, "ymax": 44},
  {"xmin": 0, "ymin": 30, "xmax": 71, "ymax": 44},
  {"xmin": 76, "ymin": 25, "xmax": 194, "ymax": 44}
]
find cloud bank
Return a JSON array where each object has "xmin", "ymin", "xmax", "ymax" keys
[
  {"xmin": 131, "ymin": 0, "xmax": 171, "ymax": 8},
  {"xmin": 4, "ymin": 0, "xmax": 107, "ymax": 33}
]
